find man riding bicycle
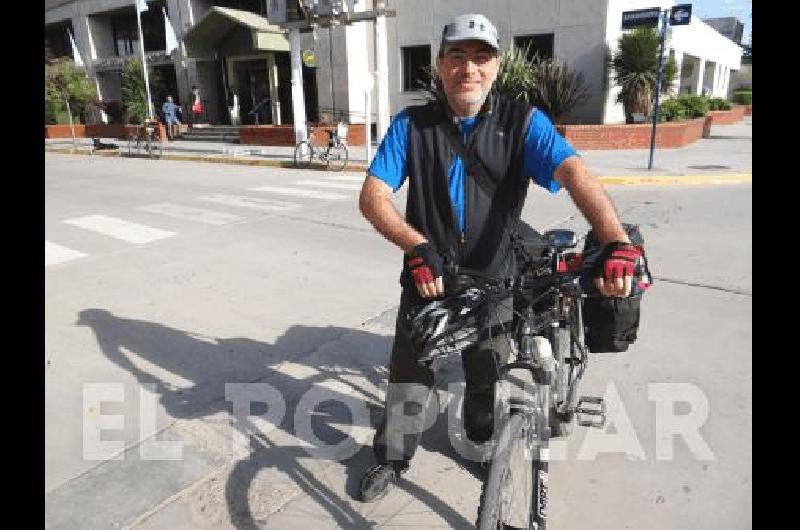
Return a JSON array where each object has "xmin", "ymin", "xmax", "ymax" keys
[{"xmin": 357, "ymin": 13, "xmax": 645, "ymax": 502}]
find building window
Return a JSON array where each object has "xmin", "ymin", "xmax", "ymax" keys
[
  {"xmin": 402, "ymin": 45, "xmax": 431, "ymax": 92},
  {"xmin": 214, "ymin": 0, "xmax": 267, "ymax": 16},
  {"xmin": 45, "ymin": 21, "xmax": 75, "ymax": 62},
  {"xmin": 110, "ymin": 2, "xmax": 168, "ymax": 56},
  {"xmin": 514, "ymin": 33, "xmax": 554, "ymax": 62},
  {"xmin": 111, "ymin": 14, "xmax": 139, "ymax": 56}
]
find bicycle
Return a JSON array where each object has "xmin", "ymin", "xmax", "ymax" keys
[
  {"xmin": 127, "ymin": 120, "xmax": 163, "ymax": 159},
  {"xmin": 293, "ymin": 122, "xmax": 349, "ymax": 171},
  {"xmin": 411, "ymin": 227, "xmax": 649, "ymax": 529}
]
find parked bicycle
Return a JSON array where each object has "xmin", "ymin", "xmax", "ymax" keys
[
  {"xmin": 127, "ymin": 120, "xmax": 163, "ymax": 159},
  {"xmin": 293, "ymin": 122, "xmax": 349, "ymax": 171},
  {"xmin": 409, "ymin": 224, "xmax": 651, "ymax": 529}
]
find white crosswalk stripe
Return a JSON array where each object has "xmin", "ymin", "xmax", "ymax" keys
[
  {"xmin": 248, "ymin": 185, "xmax": 347, "ymax": 200},
  {"xmin": 45, "ymin": 241, "xmax": 87, "ymax": 267},
  {"xmin": 138, "ymin": 203, "xmax": 244, "ymax": 225},
  {"xmin": 322, "ymin": 175, "xmax": 366, "ymax": 183},
  {"xmin": 294, "ymin": 180, "xmax": 362, "ymax": 191},
  {"xmin": 62, "ymin": 215, "xmax": 176, "ymax": 244},
  {"xmin": 197, "ymin": 194, "xmax": 301, "ymax": 212}
]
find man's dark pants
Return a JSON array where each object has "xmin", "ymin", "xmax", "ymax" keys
[{"xmin": 372, "ymin": 288, "xmax": 513, "ymax": 468}]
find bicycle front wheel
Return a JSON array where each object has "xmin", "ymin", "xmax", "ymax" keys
[
  {"xmin": 477, "ymin": 413, "xmax": 548, "ymax": 530},
  {"xmin": 325, "ymin": 144, "xmax": 348, "ymax": 171},
  {"xmin": 294, "ymin": 141, "xmax": 314, "ymax": 168}
]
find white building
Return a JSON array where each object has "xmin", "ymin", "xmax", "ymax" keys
[{"xmin": 45, "ymin": 1, "xmax": 744, "ymax": 128}]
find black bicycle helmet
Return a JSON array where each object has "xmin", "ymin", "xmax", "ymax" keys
[{"xmin": 407, "ymin": 287, "xmax": 490, "ymax": 357}]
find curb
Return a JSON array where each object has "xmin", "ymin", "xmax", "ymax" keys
[
  {"xmin": 45, "ymin": 147, "xmax": 370, "ymax": 173},
  {"xmin": 46, "ymin": 148, "xmax": 751, "ymax": 184},
  {"xmin": 597, "ymin": 174, "xmax": 751, "ymax": 186}
]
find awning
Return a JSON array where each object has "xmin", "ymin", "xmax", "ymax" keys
[{"xmin": 183, "ymin": 7, "xmax": 290, "ymax": 58}]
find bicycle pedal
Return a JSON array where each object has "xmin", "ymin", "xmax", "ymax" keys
[{"xmin": 576, "ymin": 396, "xmax": 606, "ymax": 428}]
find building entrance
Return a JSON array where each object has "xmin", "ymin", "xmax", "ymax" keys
[{"xmin": 233, "ymin": 59, "xmax": 272, "ymax": 125}]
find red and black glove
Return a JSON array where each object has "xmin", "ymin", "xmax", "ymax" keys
[
  {"xmin": 406, "ymin": 242, "xmax": 445, "ymax": 286},
  {"xmin": 596, "ymin": 241, "xmax": 651, "ymax": 293}
]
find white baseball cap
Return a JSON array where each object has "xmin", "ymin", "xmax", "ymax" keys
[{"xmin": 440, "ymin": 14, "xmax": 500, "ymax": 54}]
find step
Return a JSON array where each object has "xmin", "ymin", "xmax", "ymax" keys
[{"xmin": 179, "ymin": 135, "xmax": 240, "ymax": 143}]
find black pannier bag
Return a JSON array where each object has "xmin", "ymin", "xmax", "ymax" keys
[{"xmin": 582, "ymin": 223, "xmax": 651, "ymax": 353}]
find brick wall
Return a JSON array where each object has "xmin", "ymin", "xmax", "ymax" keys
[
  {"xmin": 46, "ymin": 123, "xmax": 167, "ymax": 142},
  {"xmin": 240, "ymin": 124, "xmax": 367, "ymax": 146},
  {"xmin": 556, "ymin": 117, "xmax": 708, "ymax": 150},
  {"xmin": 708, "ymin": 106, "xmax": 746, "ymax": 125},
  {"xmin": 45, "ymin": 124, "xmax": 87, "ymax": 138},
  {"xmin": 239, "ymin": 125, "xmax": 297, "ymax": 146}
]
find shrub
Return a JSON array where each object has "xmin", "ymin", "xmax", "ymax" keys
[
  {"xmin": 675, "ymin": 94, "xmax": 709, "ymax": 118},
  {"xmin": 707, "ymin": 98, "xmax": 732, "ymax": 111},
  {"xmin": 657, "ymin": 99, "xmax": 686, "ymax": 122},
  {"xmin": 45, "ymin": 58, "xmax": 97, "ymax": 125},
  {"xmin": 732, "ymin": 90, "xmax": 752, "ymax": 105}
]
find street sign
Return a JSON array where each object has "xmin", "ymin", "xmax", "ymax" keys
[
  {"xmin": 621, "ymin": 7, "xmax": 661, "ymax": 29},
  {"xmin": 302, "ymin": 49, "xmax": 317, "ymax": 67},
  {"xmin": 670, "ymin": 4, "xmax": 692, "ymax": 26}
]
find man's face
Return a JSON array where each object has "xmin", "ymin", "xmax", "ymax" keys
[{"xmin": 437, "ymin": 40, "xmax": 500, "ymax": 109}]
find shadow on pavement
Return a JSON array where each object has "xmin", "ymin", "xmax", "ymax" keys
[{"xmin": 76, "ymin": 308, "xmax": 479, "ymax": 529}]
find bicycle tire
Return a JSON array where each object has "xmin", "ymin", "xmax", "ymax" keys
[
  {"xmin": 477, "ymin": 413, "xmax": 548, "ymax": 530},
  {"xmin": 294, "ymin": 141, "xmax": 314, "ymax": 168},
  {"xmin": 325, "ymin": 143, "xmax": 348, "ymax": 171}
]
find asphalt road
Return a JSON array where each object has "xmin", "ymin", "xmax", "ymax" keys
[{"xmin": 45, "ymin": 152, "xmax": 752, "ymax": 529}]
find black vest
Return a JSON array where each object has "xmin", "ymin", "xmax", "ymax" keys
[{"xmin": 401, "ymin": 94, "xmax": 536, "ymax": 289}]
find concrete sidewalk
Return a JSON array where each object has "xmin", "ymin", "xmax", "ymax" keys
[{"xmin": 45, "ymin": 117, "xmax": 751, "ymax": 183}]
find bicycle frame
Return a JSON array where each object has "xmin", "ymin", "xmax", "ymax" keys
[{"xmin": 422, "ymin": 236, "xmax": 596, "ymax": 530}]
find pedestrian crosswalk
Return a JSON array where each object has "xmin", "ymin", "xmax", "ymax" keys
[
  {"xmin": 46, "ymin": 174, "xmax": 373, "ymax": 269},
  {"xmin": 45, "ymin": 241, "xmax": 87, "ymax": 267},
  {"xmin": 197, "ymin": 194, "xmax": 301, "ymax": 212},
  {"xmin": 63, "ymin": 215, "xmax": 176, "ymax": 244},
  {"xmin": 248, "ymin": 185, "xmax": 348, "ymax": 201},
  {"xmin": 137, "ymin": 203, "xmax": 244, "ymax": 225}
]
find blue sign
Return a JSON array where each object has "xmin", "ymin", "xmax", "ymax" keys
[
  {"xmin": 622, "ymin": 7, "xmax": 661, "ymax": 29},
  {"xmin": 670, "ymin": 4, "xmax": 692, "ymax": 26}
]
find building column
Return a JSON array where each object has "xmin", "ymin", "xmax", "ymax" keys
[
  {"xmin": 289, "ymin": 28, "xmax": 308, "ymax": 142},
  {"xmin": 374, "ymin": 10, "xmax": 389, "ymax": 145},
  {"xmin": 267, "ymin": 53, "xmax": 281, "ymax": 124},
  {"xmin": 722, "ymin": 67, "xmax": 729, "ymax": 98},
  {"xmin": 670, "ymin": 50, "xmax": 683, "ymax": 96},
  {"xmin": 694, "ymin": 58, "xmax": 705, "ymax": 95}
]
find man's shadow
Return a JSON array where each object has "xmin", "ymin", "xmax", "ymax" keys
[{"xmin": 76, "ymin": 308, "xmax": 484, "ymax": 529}]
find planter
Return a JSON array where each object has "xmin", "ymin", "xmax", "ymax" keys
[
  {"xmin": 556, "ymin": 117, "xmax": 708, "ymax": 150},
  {"xmin": 239, "ymin": 123, "xmax": 367, "ymax": 146},
  {"xmin": 707, "ymin": 105, "xmax": 746, "ymax": 126},
  {"xmin": 44, "ymin": 124, "xmax": 87, "ymax": 139},
  {"xmin": 46, "ymin": 123, "xmax": 168, "ymax": 142}
]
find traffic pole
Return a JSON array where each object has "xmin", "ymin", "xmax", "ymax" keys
[{"xmin": 648, "ymin": 10, "xmax": 669, "ymax": 170}]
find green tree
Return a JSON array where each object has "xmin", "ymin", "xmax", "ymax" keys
[
  {"xmin": 121, "ymin": 57, "xmax": 161, "ymax": 124},
  {"xmin": 611, "ymin": 27, "xmax": 677, "ymax": 122},
  {"xmin": 45, "ymin": 57, "xmax": 97, "ymax": 125}
]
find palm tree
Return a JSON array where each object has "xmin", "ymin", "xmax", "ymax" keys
[
  {"xmin": 530, "ymin": 57, "xmax": 590, "ymax": 124},
  {"xmin": 611, "ymin": 27, "xmax": 677, "ymax": 122}
]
